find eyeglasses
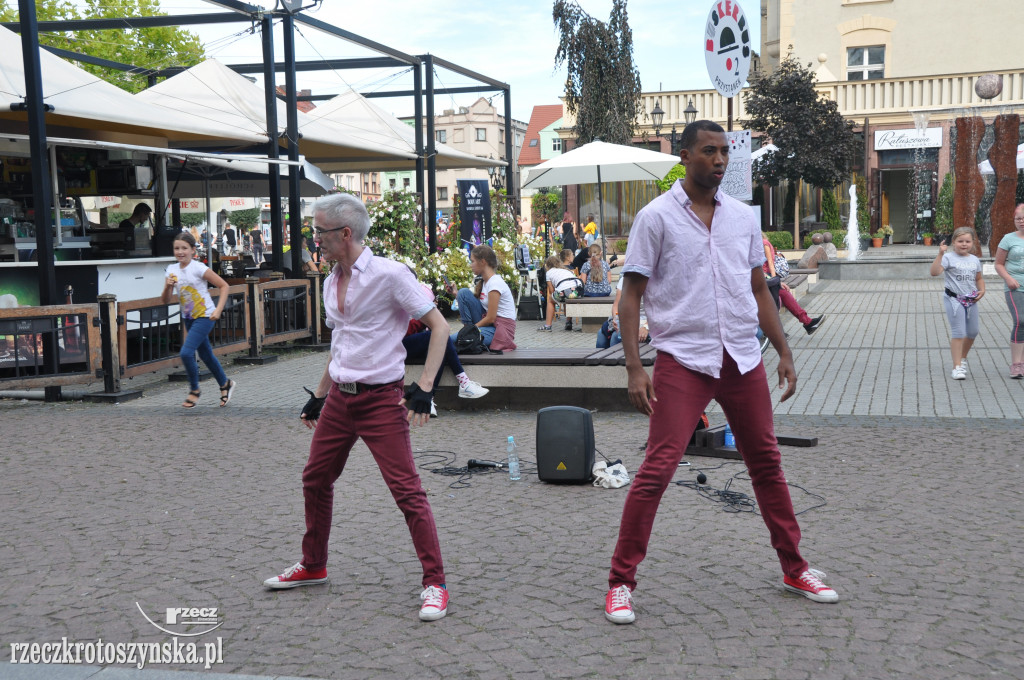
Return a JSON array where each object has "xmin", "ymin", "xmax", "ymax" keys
[{"xmin": 312, "ymin": 225, "xmax": 347, "ymax": 237}]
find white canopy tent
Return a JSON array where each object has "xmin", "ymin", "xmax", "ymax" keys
[
  {"xmin": 305, "ymin": 89, "xmax": 505, "ymax": 171},
  {"xmin": 135, "ymin": 59, "xmax": 419, "ymax": 168},
  {"xmin": 0, "ymin": 26, "xmax": 265, "ymax": 146}
]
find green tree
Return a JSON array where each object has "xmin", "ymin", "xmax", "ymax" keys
[
  {"xmin": 553, "ymin": 0, "xmax": 642, "ymax": 146},
  {"xmin": 531, "ymin": 188, "xmax": 562, "ymax": 225},
  {"xmin": 821, "ymin": 188, "xmax": 840, "ymax": 230},
  {"xmin": 229, "ymin": 208, "xmax": 261, "ymax": 231},
  {"xmin": 655, "ymin": 164, "xmax": 685, "ymax": 193},
  {"xmin": 0, "ymin": 0, "xmax": 205, "ymax": 93},
  {"xmin": 744, "ymin": 58, "xmax": 858, "ymax": 190},
  {"xmin": 934, "ymin": 172, "xmax": 954, "ymax": 236}
]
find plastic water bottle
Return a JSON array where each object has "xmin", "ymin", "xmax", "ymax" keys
[
  {"xmin": 724, "ymin": 424, "xmax": 735, "ymax": 448},
  {"xmin": 507, "ymin": 436, "xmax": 521, "ymax": 481}
]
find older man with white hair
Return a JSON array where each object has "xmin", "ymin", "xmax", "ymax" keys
[{"xmin": 263, "ymin": 193, "xmax": 452, "ymax": 622}]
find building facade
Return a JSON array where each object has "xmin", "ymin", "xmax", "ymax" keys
[
  {"xmin": 586, "ymin": 1, "xmax": 1024, "ymax": 241},
  {"xmin": 384, "ymin": 98, "xmax": 526, "ymax": 219}
]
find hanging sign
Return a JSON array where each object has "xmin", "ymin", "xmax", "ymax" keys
[{"xmin": 704, "ymin": 1, "xmax": 752, "ymax": 97}]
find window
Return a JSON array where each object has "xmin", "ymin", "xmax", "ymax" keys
[
  {"xmin": 436, "ymin": 129, "xmax": 447, "ymax": 144},
  {"xmin": 847, "ymin": 46, "xmax": 885, "ymax": 80},
  {"xmin": 403, "ymin": 177, "xmax": 410, "ymax": 189},
  {"xmin": 389, "ymin": 178, "xmax": 396, "ymax": 189},
  {"xmin": 476, "ymin": 128, "xmax": 487, "ymax": 141},
  {"xmin": 529, "ymin": 139, "xmax": 538, "ymax": 147},
  {"xmin": 552, "ymin": 138, "xmax": 562, "ymax": 152},
  {"xmin": 438, "ymin": 187, "xmax": 448, "ymax": 201}
]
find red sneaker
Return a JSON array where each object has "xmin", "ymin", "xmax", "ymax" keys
[
  {"xmin": 263, "ymin": 562, "xmax": 328, "ymax": 590},
  {"xmin": 419, "ymin": 585, "xmax": 449, "ymax": 621},
  {"xmin": 604, "ymin": 585, "xmax": 635, "ymax": 624},
  {"xmin": 783, "ymin": 568, "xmax": 839, "ymax": 603}
]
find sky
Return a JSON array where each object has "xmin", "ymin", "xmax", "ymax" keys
[{"xmin": 141, "ymin": 0, "xmax": 760, "ymax": 123}]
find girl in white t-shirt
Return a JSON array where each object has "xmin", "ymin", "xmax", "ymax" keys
[
  {"xmin": 449, "ymin": 245, "xmax": 517, "ymax": 350},
  {"xmin": 161, "ymin": 231, "xmax": 237, "ymax": 408},
  {"xmin": 929, "ymin": 226, "xmax": 985, "ymax": 380}
]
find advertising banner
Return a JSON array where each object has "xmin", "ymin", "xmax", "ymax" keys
[{"xmin": 456, "ymin": 179, "xmax": 491, "ymax": 250}]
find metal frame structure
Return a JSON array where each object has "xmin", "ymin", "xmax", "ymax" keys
[{"xmin": 3, "ymin": 0, "xmax": 514, "ymax": 269}]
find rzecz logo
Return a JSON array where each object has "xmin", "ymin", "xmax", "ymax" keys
[{"xmin": 136, "ymin": 603, "xmax": 223, "ymax": 637}]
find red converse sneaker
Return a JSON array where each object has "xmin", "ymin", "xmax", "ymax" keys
[
  {"xmin": 783, "ymin": 568, "xmax": 839, "ymax": 603},
  {"xmin": 419, "ymin": 585, "xmax": 449, "ymax": 621},
  {"xmin": 263, "ymin": 562, "xmax": 328, "ymax": 589},
  {"xmin": 604, "ymin": 585, "xmax": 635, "ymax": 624}
]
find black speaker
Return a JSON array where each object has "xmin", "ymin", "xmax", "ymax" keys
[
  {"xmin": 517, "ymin": 296, "xmax": 543, "ymax": 320},
  {"xmin": 536, "ymin": 406, "xmax": 595, "ymax": 483}
]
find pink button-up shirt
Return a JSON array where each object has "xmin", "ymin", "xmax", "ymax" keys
[
  {"xmin": 622, "ymin": 181, "xmax": 765, "ymax": 378},
  {"xmin": 323, "ymin": 247, "xmax": 434, "ymax": 384}
]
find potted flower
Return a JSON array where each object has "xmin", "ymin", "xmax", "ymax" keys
[
  {"xmin": 858, "ymin": 229, "xmax": 872, "ymax": 251},
  {"xmin": 879, "ymin": 224, "xmax": 894, "ymax": 245},
  {"xmin": 921, "ymin": 231, "xmax": 934, "ymax": 246},
  {"xmin": 871, "ymin": 231, "xmax": 885, "ymax": 248}
]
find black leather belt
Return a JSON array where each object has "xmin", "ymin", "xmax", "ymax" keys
[{"xmin": 335, "ymin": 381, "xmax": 392, "ymax": 395}]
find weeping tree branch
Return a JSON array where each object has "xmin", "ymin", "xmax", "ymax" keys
[{"xmin": 553, "ymin": 0, "xmax": 643, "ymax": 147}]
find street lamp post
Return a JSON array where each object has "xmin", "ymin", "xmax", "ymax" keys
[
  {"xmin": 650, "ymin": 99, "xmax": 665, "ymax": 145},
  {"xmin": 670, "ymin": 99, "xmax": 699, "ymax": 155},
  {"xmin": 487, "ymin": 157, "xmax": 506, "ymax": 192}
]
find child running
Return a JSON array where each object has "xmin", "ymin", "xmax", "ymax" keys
[
  {"xmin": 930, "ymin": 226, "xmax": 985, "ymax": 380},
  {"xmin": 161, "ymin": 231, "xmax": 237, "ymax": 407}
]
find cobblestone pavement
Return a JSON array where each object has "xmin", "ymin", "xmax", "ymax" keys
[{"xmin": 2, "ymin": 277, "xmax": 1023, "ymax": 680}]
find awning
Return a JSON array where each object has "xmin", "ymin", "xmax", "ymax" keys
[
  {"xmin": 0, "ymin": 26, "xmax": 266, "ymax": 146},
  {"xmin": 135, "ymin": 59, "xmax": 419, "ymax": 168}
]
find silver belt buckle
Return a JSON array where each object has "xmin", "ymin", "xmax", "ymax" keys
[{"xmin": 338, "ymin": 382, "xmax": 357, "ymax": 395}]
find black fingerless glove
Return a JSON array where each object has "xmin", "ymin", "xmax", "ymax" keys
[
  {"xmin": 301, "ymin": 386, "xmax": 326, "ymax": 421},
  {"xmin": 403, "ymin": 383, "xmax": 432, "ymax": 415}
]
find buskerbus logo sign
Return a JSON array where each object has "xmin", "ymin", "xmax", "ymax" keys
[{"xmin": 704, "ymin": 0, "xmax": 752, "ymax": 98}]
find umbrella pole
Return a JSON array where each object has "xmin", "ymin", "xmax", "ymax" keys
[{"xmin": 597, "ymin": 166, "xmax": 607, "ymax": 262}]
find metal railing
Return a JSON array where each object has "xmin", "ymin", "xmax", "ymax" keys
[
  {"xmin": 3, "ymin": 277, "xmax": 319, "ymax": 396},
  {"xmin": 0, "ymin": 304, "xmax": 102, "ymax": 389},
  {"xmin": 260, "ymin": 278, "xmax": 311, "ymax": 345}
]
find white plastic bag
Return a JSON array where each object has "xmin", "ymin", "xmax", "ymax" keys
[{"xmin": 592, "ymin": 461, "xmax": 631, "ymax": 489}]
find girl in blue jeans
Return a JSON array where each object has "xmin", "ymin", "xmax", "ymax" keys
[{"xmin": 161, "ymin": 231, "xmax": 237, "ymax": 408}]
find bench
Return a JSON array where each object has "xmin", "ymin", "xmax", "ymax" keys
[
  {"xmin": 563, "ymin": 297, "xmax": 615, "ymax": 333},
  {"xmin": 404, "ymin": 346, "xmax": 655, "ymax": 411}
]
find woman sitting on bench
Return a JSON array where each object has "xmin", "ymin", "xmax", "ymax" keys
[
  {"xmin": 450, "ymin": 245, "xmax": 517, "ymax": 351},
  {"xmin": 538, "ymin": 255, "xmax": 581, "ymax": 332},
  {"xmin": 580, "ymin": 244, "xmax": 612, "ymax": 297}
]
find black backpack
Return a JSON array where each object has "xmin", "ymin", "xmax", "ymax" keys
[{"xmin": 454, "ymin": 324, "xmax": 488, "ymax": 355}]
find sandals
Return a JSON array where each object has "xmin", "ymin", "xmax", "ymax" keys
[
  {"xmin": 219, "ymin": 380, "xmax": 236, "ymax": 407},
  {"xmin": 182, "ymin": 390, "xmax": 201, "ymax": 408}
]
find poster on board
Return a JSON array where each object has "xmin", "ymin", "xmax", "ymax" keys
[
  {"xmin": 720, "ymin": 129, "xmax": 752, "ymax": 201},
  {"xmin": 456, "ymin": 180, "xmax": 491, "ymax": 252}
]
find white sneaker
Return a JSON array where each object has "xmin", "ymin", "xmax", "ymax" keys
[
  {"xmin": 951, "ymin": 366, "xmax": 966, "ymax": 380},
  {"xmin": 429, "ymin": 400, "xmax": 438, "ymax": 418},
  {"xmin": 458, "ymin": 380, "xmax": 489, "ymax": 399},
  {"xmin": 959, "ymin": 359, "xmax": 968, "ymax": 375}
]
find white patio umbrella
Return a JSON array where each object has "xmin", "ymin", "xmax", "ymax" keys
[
  {"xmin": 522, "ymin": 139, "xmax": 679, "ymax": 257},
  {"xmin": 978, "ymin": 142, "xmax": 1024, "ymax": 175}
]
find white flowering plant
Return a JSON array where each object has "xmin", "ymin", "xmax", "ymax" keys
[{"xmin": 366, "ymin": 190, "xmax": 425, "ymax": 261}]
